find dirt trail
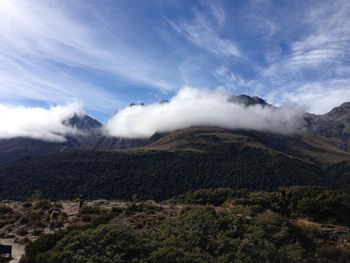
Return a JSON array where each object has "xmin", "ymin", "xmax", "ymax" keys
[{"xmin": 62, "ymin": 201, "xmax": 79, "ymax": 216}]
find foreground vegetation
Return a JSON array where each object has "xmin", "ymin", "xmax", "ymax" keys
[{"xmin": 1, "ymin": 186, "xmax": 347, "ymax": 263}]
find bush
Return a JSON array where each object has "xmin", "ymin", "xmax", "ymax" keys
[
  {"xmin": 17, "ymin": 228, "xmax": 29, "ymax": 236},
  {"xmin": 22, "ymin": 202, "xmax": 32, "ymax": 209},
  {"xmin": 111, "ymin": 206, "xmax": 124, "ymax": 215},
  {"xmin": 33, "ymin": 228, "xmax": 43, "ymax": 236},
  {"xmin": 316, "ymin": 245, "xmax": 350, "ymax": 263},
  {"xmin": 19, "ymin": 187, "xmax": 350, "ymax": 263},
  {"xmin": 33, "ymin": 200, "xmax": 52, "ymax": 211},
  {"xmin": 0, "ymin": 205, "xmax": 13, "ymax": 214},
  {"xmin": 81, "ymin": 214, "xmax": 92, "ymax": 222},
  {"xmin": 21, "ymin": 231, "xmax": 66, "ymax": 263}
]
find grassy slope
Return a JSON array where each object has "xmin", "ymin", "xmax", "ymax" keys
[{"xmin": 127, "ymin": 127, "xmax": 350, "ymax": 165}]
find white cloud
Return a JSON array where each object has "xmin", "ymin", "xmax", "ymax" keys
[
  {"xmin": 105, "ymin": 86, "xmax": 305, "ymax": 138},
  {"xmin": 168, "ymin": 9, "xmax": 241, "ymax": 57},
  {"xmin": 0, "ymin": 103, "xmax": 84, "ymax": 142},
  {"xmin": 0, "ymin": 0, "xmax": 177, "ymax": 111},
  {"xmin": 208, "ymin": 2, "xmax": 226, "ymax": 26},
  {"xmin": 260, "ymin": 0, "xmax": 350, "ymax": 93},
  {"xmin": 274, "ymin": 80, "xmax": 350, "ymax": 114}
]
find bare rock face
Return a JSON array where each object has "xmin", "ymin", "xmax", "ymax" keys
[
  {"xmin": 159, "ymin": 100, "xmax": 169, "ymax": 104},
  {"xmin": 324, "ymin": 102, "xmax": 350, "ymax": 134},
  {"xmin": 305, "ymin": 102, "xmax": 350, "ymax": 152},
  {"xmin": 129, "ymin": 102, "xmax": 145, "ymax": 107},
  {"xmin": 227, "ymin": 94, "xmax": 269, "ymax": 107},
  {"xmin": 63, "ymin": 114, "xmax": 102, "ymax": 131},
  {"xmin": 325, "ymin": 102, "xmax": 350, "ymax": 120}
]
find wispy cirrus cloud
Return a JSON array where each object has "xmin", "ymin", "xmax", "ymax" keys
[
  {"xmin": 269, "ymin": 80, "xmax": 350, "ymax": 114},
  {"xmin": 0, "ymin": 0, "xmax": 349, "ymax": 121},
  {"xmin": 0, "ymin": 0, "xmax": 179, "ymax": 90},
  {"xmin": 242, "ymin": 0, "xmax": 350, "ymax": 113},
  {"xmin": 208, "ymin": 1, "xmax": 226, "ymax": 27},
  {"xmin": 168, "ymin": 8, "xmax": 241, "ymax": 58},
  {"xmin": 262, "ymin": 0, "xmax": 350, "ymax": 81},
  {"xmin": 0, "ymin": 0, "xmax": 180, "ymax": 118}
]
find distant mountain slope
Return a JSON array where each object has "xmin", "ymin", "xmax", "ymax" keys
[
  {"xmin": 0, "ymin": 137, "xmax": 73, "ymax": 165},
  {"xmin": 0, "ymin": 114, "xmax": 102, "ymax": 165},
  {"xmin": 0, "ymin": 113, "xmax": 151, "ymax": 165},
  {"xmin": 1, "ymin": 96, "xmax": 350, "ymax": 201},
  {"xmin": 305, "ymin": 101, "xmax": 350, "ymax": 151},
  {"xmin": 2, "ymin": 126, "xmax": 350, "ymax": 201},
  {"xmin": 1, "ymin": 95, "xmax": 350, "ymax": 165},
  {"xmin": 136, "ymin": 127, "xmax": 350, "ymax": 165},
  {"xmin": 0, "ymin": 139, "xmax": 327, "ymax": 201}
]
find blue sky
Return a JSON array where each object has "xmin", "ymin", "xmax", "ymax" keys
[{"xmin": 0, "ymin": 0, "xmax": 349, "ymax": 121}]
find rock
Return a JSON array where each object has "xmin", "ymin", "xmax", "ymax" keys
[{"xmin": 227, "ymin": 94, "xmax": 269, "ymax": 107}]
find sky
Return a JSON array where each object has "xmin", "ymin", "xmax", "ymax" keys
[{"xmin": 0, "ymin": 0, "xmax": 350, "ymax": 122}]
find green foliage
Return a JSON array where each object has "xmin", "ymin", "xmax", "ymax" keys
[
  {"xmin": 19, "ymin": 186, "xmax": 350, "ymax": 262},
  {"xmin": 80, "ymin": 206, "xmax": 107, "ymax": 215},
  {"xmin": 0, "ymin": 145, "xmax": 327, "ymax": 201},
  {"xmin": 316, "ymin": 245, "xmax": 350, "ymax": 263},
  {"xmin": 287, "ymin": 186, "xmax": 350, "ymax": 225},
  {"xmin": 173, "ymin": 188, "xmax": 236, "ymax": 206},
  {"xmin": 34, "ymin": 225, "xmax": 150, "ymax": 263},
  {"xmin": 21, "ymin": 231, "xmax": 66, "ymax": 263}
]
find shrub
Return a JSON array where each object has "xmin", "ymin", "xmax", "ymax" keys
[
  {"xmin": 33, "ymin": 200, "xmax": 52, "ymax": 211},
  {"xmin": 111, "ymin": 206, "xmax": 124, "ymax": 215},
  {"xmin": 33, "ymin": 228, "xmax": 43, "ymax": 236},
  {"xmin": 22, "ymin": 202, "xmax": 32, "ymax": 209},
  {"xmin": 0, "ymin": 205, "xmax": 13, "ymax": 214}
]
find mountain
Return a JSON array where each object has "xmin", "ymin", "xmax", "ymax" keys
[
  {"xmin": 0, "ymin": 94, "xmax": 272, "ymax": 165},
  {"xmin": 324, "ymin": 102, "xmax": 350, "ymax": 136},
  {"xmin": 63, "ymin": 113, "xmax": 102, "ymax": 130},
  {"xmin": 4, "ymin": 94, "xmax": 350, "ymax": 166},
  {"xmin": 1, "ymin": 96, "xmax": 350, "ymax": 201},
  {"xmin": 1, "ymin": 125, "xmax": 350, "ymax": 201},
  {"xmin": 305, "ymin": 103, "xmax": 350, "ymax": 152},
  {"xmin": 0, "ymin": 114, "xmax": 103, "ymax": 165},
  {"xmin": 227, "ymin": 94, "xmax": 270, "ymax": 106},
  {"xmin": 0, "ymin": 113, "xmax": 151, "ymax": 165}
]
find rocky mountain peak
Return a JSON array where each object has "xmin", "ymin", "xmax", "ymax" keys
[
  {"xmin": 324, "ymin": 102, "xmax": 350, "ymax": 120},
  {"xmin": 63, "ymin": 114, "xmax": 102, "ymax": 130},
  {"xmin": 129, "ymin": 102, "xmax": 145, "ymax": 107},
  {"xmin": 227, "ymin": 94, "xmax": 269, "ymax": 106}
]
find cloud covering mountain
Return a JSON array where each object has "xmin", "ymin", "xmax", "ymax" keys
[
  {"xmin": 0, "ymin": 102, "xmax": 83, "ymax": 142},
  {"xmin": 105, "ymin": 87, "xmax": 306, "ymax": 138}
]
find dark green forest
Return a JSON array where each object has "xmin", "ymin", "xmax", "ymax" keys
[{"xmin": 0, "ymin": 144, "xmax": 335, "ymax": 201}]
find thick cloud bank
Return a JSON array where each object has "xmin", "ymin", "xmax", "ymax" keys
[
  {"xmin": 0, "ymin": 103, "xmax": 83, "ymax": 142},
  {"xmin": 105, "ymin": 87, "xmax": 306, "ymax": 138}
]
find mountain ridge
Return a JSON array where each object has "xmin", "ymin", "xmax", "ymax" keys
[
  {"xmin": 0, "ymin": 95, "xmax": 350, "ymax": 165},
  {"xmin": 1, "ymin": 95, "xmax": 350, "ymax": 200}
]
